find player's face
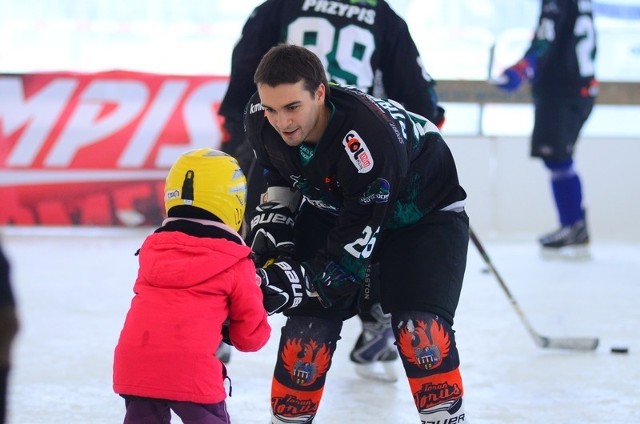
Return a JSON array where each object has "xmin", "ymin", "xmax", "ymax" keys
[{"xmin": 258, "ymin": 81, "xmax": 327, "ymax": 147}]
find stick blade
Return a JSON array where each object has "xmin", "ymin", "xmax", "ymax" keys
[{"xmin": 536, "ymin": 335, "xmax": 599, "ymax": 351}]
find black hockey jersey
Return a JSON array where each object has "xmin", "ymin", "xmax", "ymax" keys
[
  {"xmin": 525, "ymin": 0, "xmax": 597, "ymax": 98},
  {"xmin": 245, "ymin": 84, "xmax": 466, "ymax": 280},
  {"xmin": 219, "ymin": 0, "xmax": 441, "ymax": 133}
]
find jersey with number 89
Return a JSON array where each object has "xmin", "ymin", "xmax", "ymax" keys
[{"xmin": 219, "ymin": 0, "xmax": 441, "ymax": 130}]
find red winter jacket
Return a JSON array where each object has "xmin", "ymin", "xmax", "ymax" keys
[{"xmin": 113, "ymin": 226, "xmax": 270, "ymax": 404}]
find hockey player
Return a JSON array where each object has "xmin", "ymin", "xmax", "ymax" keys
[
  {"xmin": 495, "ymin": 0, "xmax": 597, "ymax": 254},
  {"xmin": 249, "ymin": 44, "xmax": 469, "ymax": 424},
  {"xmin": 218, "ymin": 0, "xmax": 444, "ymax": 380},
  {"xmin": 0, "ymin": 245, "xmax": 18, "ymax": 424},
  {"xmin": 113, "ymin": 149, "xmax": 270, "ymax": 424}
]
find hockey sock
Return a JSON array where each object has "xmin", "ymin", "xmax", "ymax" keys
[
  {"xmin": 391, "ymin": 312, "xmax": 466, "ymax": 421},
  {"xmin": 270, "ymin": 316, "xmax": 341, "ymax": 423},
  {"xmin": 392, "ymin": 312, "xmax": 465, "ymax": 421},
  {"xmin": 544, "ymin": 159, "xmax": 584, "ymax": 226}
]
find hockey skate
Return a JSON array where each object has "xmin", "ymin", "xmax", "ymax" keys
[
  {"xmin": 539, "ymin": 219, "xmax": 591, "ymax": 260},
  {"xmin": 419, "ymin": 398, "xmax": 466, "ymax": 423},
  {"xmin": 350, "ymin": 321, "xmax": 398, "ymax": 383}
]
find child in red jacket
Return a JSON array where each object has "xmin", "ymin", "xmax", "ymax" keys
[{"xmin": 113, "ymin": 148, "xmax": 271, "ymax": 424}]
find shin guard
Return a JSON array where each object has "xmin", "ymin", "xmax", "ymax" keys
[
  {"xmin": 270, "ymin": 316, "xmax": 342, "ymax": 424},
  {"xmin": 393, "ymin": 311, "xmax": 466, "ymax": 423}
]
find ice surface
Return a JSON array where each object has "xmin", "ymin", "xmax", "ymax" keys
[{"xmin": 2, "ymin": 226, "xmax": 639, "ymax": 423}]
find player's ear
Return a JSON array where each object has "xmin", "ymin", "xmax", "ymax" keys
[{"xmin": 315, "ymin": 83, "xmax": 326, "ymax": 102}]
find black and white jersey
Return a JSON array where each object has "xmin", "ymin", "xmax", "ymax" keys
[
  {"xmin": 219, "ymin": 0, "xmax": 440, "ymax": 131},
  {"xmin": 245, "ymin": 85, "xmax": 466, "ymax": 279},
  {"xmin": 526, "ymin": 0, "xmax": 597, "ymax": 97}
]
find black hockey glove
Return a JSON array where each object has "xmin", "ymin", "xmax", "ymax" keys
[
  {"xmin": 221, "ymin": 320, "xmax": 231, "ymax": 346},
  {"xmin": 302, "ymin": 257, "xmax": 361, "ymax": 309},
  {"xmin": 249, "ymin": 202, "xmax": 296, "ymax": 267},
  {"xmin": 434, "ymin": 106, "xmax": 446, "ymax": 130},
  {"xmin": 257, "ymin": 260, "xmax": 312, "ymax": 315}
]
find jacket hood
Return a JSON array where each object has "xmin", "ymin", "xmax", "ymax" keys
[{"xmin": 137, "ymin": 231, "xmax": 252, "ymax": 289}]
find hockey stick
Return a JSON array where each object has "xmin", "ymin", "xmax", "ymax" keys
[{"xmin": 469, "ymin": 228, "xmax": 599, "ymax": 351}]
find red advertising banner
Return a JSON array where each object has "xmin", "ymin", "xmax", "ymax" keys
[{"xmin": 0, "ymin": 70, "xmax": 230, "ymax": 226}]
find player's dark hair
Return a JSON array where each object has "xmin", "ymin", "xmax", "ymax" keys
[{"xmin": 254, "ymin": 44, "xmax": 330, "ymax": 99}]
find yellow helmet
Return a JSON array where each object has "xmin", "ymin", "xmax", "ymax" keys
[{"xmin": 164, "ymin": 148, "xmax": 247, "ymax": 231}]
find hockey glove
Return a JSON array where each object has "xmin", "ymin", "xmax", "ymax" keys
[
  {"xmin": 249, "ymin": 202, "xmax": 296, "ymax": 267},
  {"xmin": 434, "ymin": 106, "xmax": 446, "ymax": 130},
  {"xmin": 257, "ymin": 260, "xmax": 312, "ymax": 315},
  {"xmin": 221, "ymin": 320, "xmax": 231, "ymax": 345},
  {"xmin": 496, "ymin": 58, "xmax": 535, "ymax": 92},
  {"xmin": 302, "ymin": 257, "xmax": 361, "ymax": 309}
]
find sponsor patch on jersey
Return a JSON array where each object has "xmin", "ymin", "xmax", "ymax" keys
[
  {"xmin": 249, "ymin": 102, "xmax": 264, "ymax": 114},
  {"xmin": 359, "ymin": 178, "xmax": 390, "ymax": 205},
  {"xmin": 342, "ymin": 130, "xmax": 374, "ymax": 173}
]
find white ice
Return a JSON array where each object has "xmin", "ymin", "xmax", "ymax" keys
[{"xmin": 2, "ymin": 226, "xmax": 639, "ymax": 423}]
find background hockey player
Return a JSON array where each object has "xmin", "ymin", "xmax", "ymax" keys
[
  {"xmin": 249, "ymin": 44, "xmax": 469, "ymax": 424},
  {"xmin": 0, "ymin": 245, "xmax": 18, "ymax": 424},
  {"xmin": 495, "ymin": 0, "xmax": 597, "ymax": 254},
  {"xmin": 218, "ymin": 0, "xmax": 445, "ymax": 380},
  {"xmin": 113, "ymin": 149, "xmax": 270, "ymax": 424}
]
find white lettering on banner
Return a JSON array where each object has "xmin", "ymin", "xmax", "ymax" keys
[
  {"xmin": 0, "ymin": 74, "xmax": 229, "ymax": 174},
  {"xmin": 45, "ymin": 80, "xmax": 148, "ymax": 167},
  {"xmin": 118, "ymin": 80, "xmax": 189, "ymax": 167},
  {"xmin": 155, "ymin": 80, "xmax": 227, "ymax": 168},
  {"xmin": 1, "ymin": 77, "xmax": 77, "ymax": 167}
]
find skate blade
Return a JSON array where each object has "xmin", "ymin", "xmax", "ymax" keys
[
  {"xmin": 354, "ymin": 361, "xmax": 398, "ymax": 383},
  {"xmin": 540, "ymin": 244, "xmax": 591, "ymax": 261}
]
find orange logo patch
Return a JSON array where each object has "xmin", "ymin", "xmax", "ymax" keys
[
  {"xmin": 397, "ymin": 319, "xmax": 450, "ymax": 370},
  {"xmin": 281, "ymin": 338, "xmax": 331, "ymax": 386}
]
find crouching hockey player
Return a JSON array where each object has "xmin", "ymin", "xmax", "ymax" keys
[
  {"xmin": 251, "ymin": 45, "xmax": 469, "ymax": 424},
  {"xmin": 218, "ymin": 0, "xmax": 447, "ymax": 377}
]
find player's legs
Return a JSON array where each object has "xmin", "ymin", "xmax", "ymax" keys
[
  {"xmin": 122, "ymin": 396, "xmax": 172, "ymax": 424},
  {"xmin": 377, "ymin": 209, "xmax": 469, "ymax": 422},
  {"xmin": 270, "ymin": 315, "xmax": 343, "ymax": 424},
  {"xmin": 350, "ymin": 307, "xmax": 398, "ymax": 382},
  {"xmin": 531, "ymin": 96, "xmax": 594, "ymax": 250},
  {"xmin": 539, "ymin": 158, "xmax": 589, "ymax": 249},
  {"xmin": 392, "ymin": 311, "xmax": 466, "ymax": 422},
  {"xmin": 171, "ymin": 400, "xmax": 230, "ymax": 424}
]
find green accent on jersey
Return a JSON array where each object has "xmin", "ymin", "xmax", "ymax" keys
[
  {"xmin": 298, "ymin": 143, "xmax": 316, "ymax": 165},
  {"xmin": 297, "ymin": 102, "xmax": 336, "ymax": 166},
  {"xmin": 303, "ymin": 32, "xmax": 318, "ymax": 46},
  {"xmin": 387, "ymin": 174, "xmax": 424, "ymax": 228},
  {"xmin": 350, "ymin": 0, "xmax": 378, "ymax": 6},
  {"xmin": 340, "ymin": 252, "xmax": 367, "ymax": 281},
  {"xmin": 352, "ymin": 42, "xmax": 366, "ymax": 61}
]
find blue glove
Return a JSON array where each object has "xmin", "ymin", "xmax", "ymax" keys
[
  {"xmin": 496, "ymin": 58, "xmax": 535, "ymax": 92},
  {"xmin": 434, "ymin": 106, "xmax": 446, "ymax": 130}
]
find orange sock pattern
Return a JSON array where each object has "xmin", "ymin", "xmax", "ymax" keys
[
  {"xmin": 271, "ymin": 377, "xmax": 325, "ymax": 422},
  {"xmin": 407, "ymin": 368, "xmax": 464, "ymax": 412}
]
